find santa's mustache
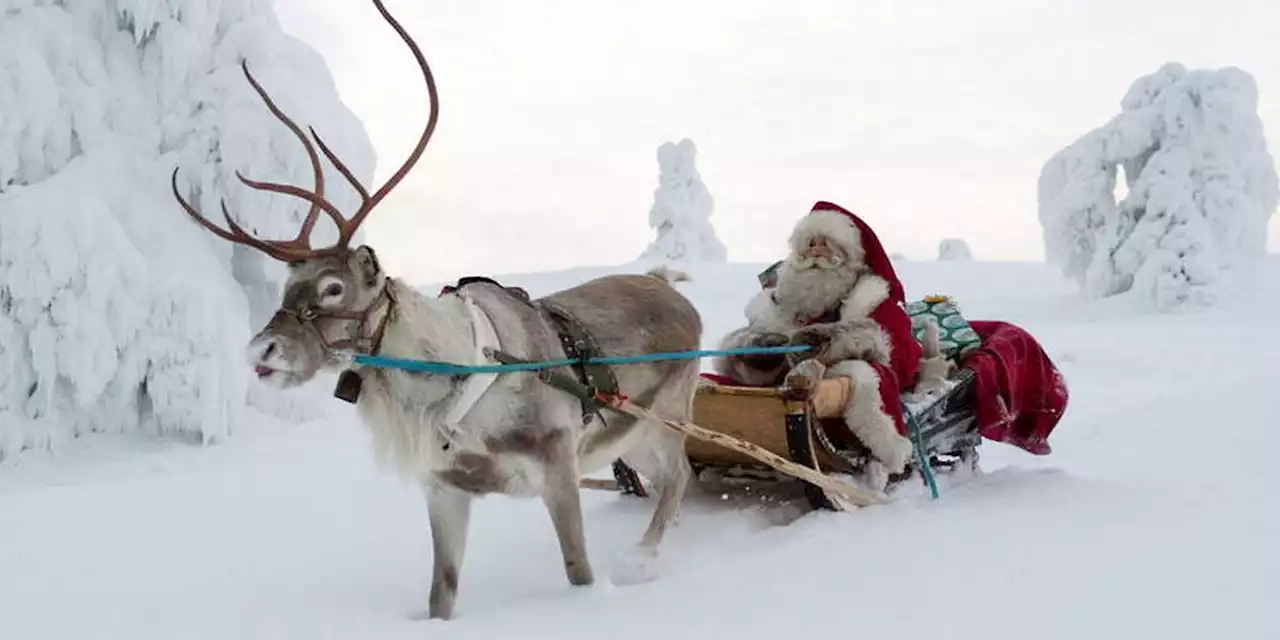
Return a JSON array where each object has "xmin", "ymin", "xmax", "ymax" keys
[{"xmin": 791, "ymin": 253, "xmax": 845, "ymax": 269}]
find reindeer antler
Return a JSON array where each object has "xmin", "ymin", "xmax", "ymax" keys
[{"xmin": 171, "ymin": 0, "xmax": 439, "ymax": 262}]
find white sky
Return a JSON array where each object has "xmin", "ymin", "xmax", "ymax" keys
[{"xmin": 272, "ymin": 0, "xmax": 1280, "ymax": 285}]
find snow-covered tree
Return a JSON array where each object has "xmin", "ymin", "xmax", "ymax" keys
[
  {"xmin": 1037, "ymin": 62, "xmax": 1279, "ymax": 310},
  {"xmin": 0, "ymin": 0, "xmax": 374, "ymax": 461},
  {"xmin": 937, "ymin": 238, "xmax": 973, "ymax": 261},
  {"xmin": 637, "ymin": 138, "xmax": 727, "ymax": 266}
]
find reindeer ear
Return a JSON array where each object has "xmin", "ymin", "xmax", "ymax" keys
[{"xmin": 352, "ymin": 245, "xmax": 382, "ymax": 287}]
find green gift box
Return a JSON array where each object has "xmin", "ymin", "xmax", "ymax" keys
[{"xmin": 906, "ymin": 295, "xmax": 982, "ymax": 361}]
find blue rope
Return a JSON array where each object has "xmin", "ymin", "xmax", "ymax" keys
[
  {"xmin": 351, "ymin": 343, "xmax": 942, "ymax": 500},
  {"xmin": 902, "ymin": 401, "xmax": 940, "ymax": 500},
  {"xmin": 348, "ymin": 344, "xmax": 813, "ymax": 376}
]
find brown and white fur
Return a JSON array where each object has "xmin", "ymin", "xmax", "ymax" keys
[
  {"xmin": 248, "ymin": 246, "xmax": 702, "ymax": 620},
  {"xmin": 711, "ymin": 209, "xmax": 914, "ymax": 491}
]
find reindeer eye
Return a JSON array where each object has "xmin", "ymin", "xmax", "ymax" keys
[{"xmin": 322, "ymin": 282, "xmax": 344, "ymax": 298}]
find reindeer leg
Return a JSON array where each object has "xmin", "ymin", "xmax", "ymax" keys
[
  {"xmin": 639, "ymin": 368, "xmax": 696, "ymax": 551},
  {"xmin": 423, "ymin": 478, "xmax": 473, "ymax": 620},
  {"xmin": 541, "ymin": 430, "xmax": 595, "ymax": 587},
  {"xmin": 607, "ymin": 370, "xmax": 695, "ymax": 584},
  {"xmin": 628, "ymin": 425, "xmax": 692, "ymax": 550}
]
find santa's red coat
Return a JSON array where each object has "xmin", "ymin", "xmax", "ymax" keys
[{"xmin": 705, "ymin": 201, "xmax": 1068, "ymax": 456}]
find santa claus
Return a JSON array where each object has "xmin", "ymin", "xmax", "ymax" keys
[{"xmin": 712, "ymin": 201, "xmax": 923, "ymax": 491}]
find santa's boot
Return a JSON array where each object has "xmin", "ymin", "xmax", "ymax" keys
[{"xmin": 828, "ymin": 360, "xmax": 914, "ymax": 493}]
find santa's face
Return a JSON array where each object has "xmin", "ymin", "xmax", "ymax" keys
[
  {"xmin": 775, "ymin": 232, "xmax": 860, "ymax": 319},
  {"xmin": 792, "ymin": 234, "xmax": 846, "ymax": 270}
]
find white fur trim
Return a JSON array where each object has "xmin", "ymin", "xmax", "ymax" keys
[
  {"xmin": 826, "ymin": 359, "xmax": 913, "ymax": 475},
  {"xmin": 825, "ymin": 317, "xmax": 892, "ymax": 365},
  {"xmin": 789, "ymin": 209, "xmax": 865, "ymax": 266},
  {"xmin": 839, "ymin": 274, "xmax": 890, "ymax": 320},
  {"xmin": 743, "ymin": 288, "xmax": 774, "ymax": 324},
  {"xmin": 743, "ymin": 288, "xmax": 790, "ymax": 330}
]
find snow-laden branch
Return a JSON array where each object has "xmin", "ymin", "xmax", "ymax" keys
[
  {"xmin": 1037, "ymin": 62, "xmax": 1278, "ymax": 310},
  {"xmin": 0, "ymin": 0, "xmax": 375, "ymax": 459}
]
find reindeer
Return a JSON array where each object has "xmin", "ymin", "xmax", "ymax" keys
[{"xmin": 169, "ymin": 0, "xmax": 701, "ymax": 620}]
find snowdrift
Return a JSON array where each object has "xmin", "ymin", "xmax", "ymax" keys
[{"xmin": 3, "ymin": 256, "xmax": 1277, "ymax": 639}]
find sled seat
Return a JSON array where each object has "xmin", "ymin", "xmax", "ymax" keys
[
  {"xmin": 687, "ymin": 378, "xmax": 833, "ymax": 469},
  {"xmin": 684, "ymin": 374, "xmax": 841, "ymax": 508}
]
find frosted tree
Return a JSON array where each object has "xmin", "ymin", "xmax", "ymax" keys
[
  {"xmin": 0, "ymin": 0, "xmax": 374, "ymax": 461},
  {"xmin": 1037, "ymin": 62, "xmax": 1279, "ymax": 310},
  {"xmin": 637, "ymin": 138, "xmax": 727, "ymax": 266},
  {"xmin": 937, "ymin": 238, "xmax": 973, "ymax": 261}
]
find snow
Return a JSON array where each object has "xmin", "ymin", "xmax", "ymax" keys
[
  {"xmin": 637, "ymin": 138, "xmax": 728, "ymax": 268},
  {"xmin": 0, "ymin": 0, "xmax": 375, "ymax": 461},
  {"xmin": 937, "ymin": 237, "xmax": 973, "ymax": 261},
  {"xmin": 3, "ymin": 257, "xmax": 1278, "ymax": 639},
  {"xmin": 1037, "ymin": 62, "xmax": 1279, "ymax": 311}
]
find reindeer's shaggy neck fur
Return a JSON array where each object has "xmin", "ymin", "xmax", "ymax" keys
[
  {"xmin": 353, "ymin": 278, "xmax": 484, "ymax": 477},
  {"xmin": 374, "ymin": 278, "xmax": 476, "ymax": 368}
]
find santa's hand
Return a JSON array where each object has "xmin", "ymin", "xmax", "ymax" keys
[
  {"xmin": 749, "ymin": 332, "xmax": 790, "ymax": 348},
  {"xmin": 738, "ymin": 332, "xmax": 790, "ymax": 371},
  {"xmin": 788, "ymin": 326, "xmax": 835, "ymax": 361}
]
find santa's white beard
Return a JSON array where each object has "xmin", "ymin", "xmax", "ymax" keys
[
  {"xmin": 790, "ymin": 252, "xmax": 844, "ymax": 270},
  {"xmin": 774, "ymin": 260, "xmax": 861, "ymax": 320}
]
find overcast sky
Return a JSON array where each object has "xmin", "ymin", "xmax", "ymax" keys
[{"xmin": 272, "ymin": 0, "xmax": 1280, "ymax": 285}]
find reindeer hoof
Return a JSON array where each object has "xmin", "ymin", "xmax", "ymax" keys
[
  {"xmin": 410, "ymin": 608, "xmax": 453, "ymax": 622},
  {"xmin": 608, "ymin": 544, "xmax": 661, "ymax": 586},
  {"xmin": 565, "ymin": 558, "xmax": 595, "ymax": 586}
]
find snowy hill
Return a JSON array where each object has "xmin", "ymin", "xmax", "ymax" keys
[{"xmin": 2, "ymin": 258, "xmax": 1278, "ymax": 639}]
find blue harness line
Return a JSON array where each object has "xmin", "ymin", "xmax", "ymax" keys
[
  {"xmin": 348, "ymin": 342, "xmax": 939, "ymax": 500},
  {"xmin": 347, "ymin": 344, "xmax": 814, "ymax": 375}
]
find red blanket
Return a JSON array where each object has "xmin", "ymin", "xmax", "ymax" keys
[
  {"xmin": 961, "ymin": 320, "xmax": 1067, "ymax": 455},
  {"xmin": 699, "ymin": 320, "xmax": 1068, "ymax": 455}
]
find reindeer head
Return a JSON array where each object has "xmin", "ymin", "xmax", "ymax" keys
[{"xmin": 170, "ymin": 0, "xmax": 437, "ymax": 388}]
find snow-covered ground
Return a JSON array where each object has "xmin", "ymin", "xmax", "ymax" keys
[{"xmin": 2, "ymin": 259, "xmax": 1277, "ymax": 639}]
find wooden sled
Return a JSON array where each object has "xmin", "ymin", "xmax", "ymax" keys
[{"xmin": 584, "ymin": 364, "xmax": 983, "ymax": 511}]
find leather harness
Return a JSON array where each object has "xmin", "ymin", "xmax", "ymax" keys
[
  {"xmin": 444, "ymin": 278, "xmax": 644, "ymax": 496},
  {"xmin": 310, "ymin": 275, "xmax": 645, "ymax": 497},
  {"xmin": 314, "ymin": 275, "xmax": 620, "ymax": 420},
  {"xmin": 440, "ymin": 277, "xmax": 621, "ymax": 425}
]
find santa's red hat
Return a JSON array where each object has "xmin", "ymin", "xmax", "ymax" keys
[{"xmin": 788, "ymin": 200, "xmax": 906, "ymax": 306}]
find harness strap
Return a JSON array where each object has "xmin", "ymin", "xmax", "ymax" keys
[
  {"xmin": 534, "ymin": 298, "xmax": 620, "ymax": 425},
  {"xmin": 442, "ymin": 293, "xmax": 503, "ymax": 427},
  {"xmin": 527, "ymin": 301, "xmax": 645, "ymax": 496},
  {"xmin": 316, "ymin": 283, "xmax": 396, "ymax": 353},
  {"xmin": 486, "ymin": 349, "xmax": 608, "ymax": 413},
  {"xmin": 439, "ymin": 276, "xmax": 531, "ymax": 303},
  {"xmin": 319, "ymin": 284, "xmax": 396, "ymax": 405}
]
